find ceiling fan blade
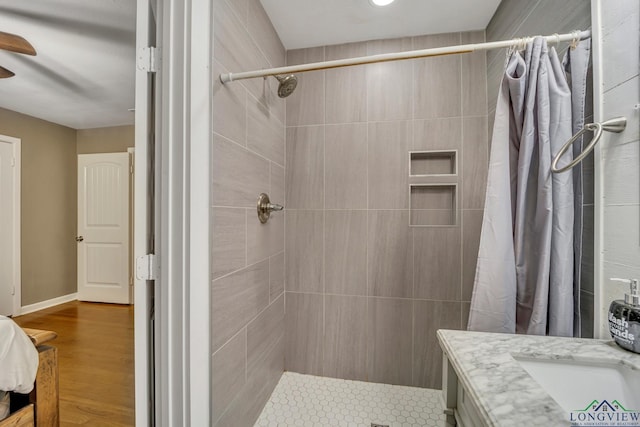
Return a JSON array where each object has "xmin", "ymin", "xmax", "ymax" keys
[
  {"xmin": 0, "ymin": 65, "xmax": 15, "ymax": 78},
  {"xmin": 0, "ymin": 31, "xmax": 36, "ymax": 56}
]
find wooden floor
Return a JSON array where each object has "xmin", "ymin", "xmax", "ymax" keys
[{"xmin": 13, "ymin": 301, "xmax": 135, "ymax": 426}]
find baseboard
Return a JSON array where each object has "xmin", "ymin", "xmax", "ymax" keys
[{"xmin": 19, "ymin": 293, "xmax": 78, "ymax": 316}]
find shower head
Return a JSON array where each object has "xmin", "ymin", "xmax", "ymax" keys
[{"xmin": 275, "ymin": 74, "xmax": 297, "ymax": 98}]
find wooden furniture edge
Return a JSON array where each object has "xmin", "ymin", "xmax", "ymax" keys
[{"xmin": 0, "ymin": 404, "xmax": 34, "ymax": 427}]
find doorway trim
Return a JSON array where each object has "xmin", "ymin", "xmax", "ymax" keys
[{"xmin": 0, "ymin": 134, "xmax": 21, "ymax": 316}]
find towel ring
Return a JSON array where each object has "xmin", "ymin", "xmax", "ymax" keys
[{"xmin": 551, "ymin": 116, "xmax": 627, "ymax": 173}]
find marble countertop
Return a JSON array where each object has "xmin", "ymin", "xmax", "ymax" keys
[{"xmin": 437, "ymin": 330, "xmax": 640, "ymax": 427}]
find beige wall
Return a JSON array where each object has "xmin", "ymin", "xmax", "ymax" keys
[
  {"xmin": 0, "ymin": 107, "xmax": 77, "ymax": 305},
  {"xmin": 77, "ymin": 125, "xmax": 134, "ymax": 154},
  {"xmin": 0, "ymin": 109, "xmax": 134, "ymax": 306}
]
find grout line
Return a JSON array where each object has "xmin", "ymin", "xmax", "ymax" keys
[
  {"xmin": 322, "ymin": 66, "xmax": 327, "ymax": 377},
  {"xmin": 245, "ymin": 327, "xmax": 248, "ymax": 382},
  {"xmin": 245, "ymin": 208, "xmax": 249, "ymax": 268},
  {"xmin": 212, "ymin": 256, "xmax": 270, "ymax": 283},
  {"xmin": 283, "ymin": 114, "xmax": 488, "ymax": 129},
  {"xmin": 284, "ymin": 290, "xmax": 470, "ymax": 303},
  {"xmin": 213, "ymin": 131, "xmax": 284, "ymax": 169},
  {"xmin": 602, "ymin": 72, "xmax": 640, "ymax": 93}
]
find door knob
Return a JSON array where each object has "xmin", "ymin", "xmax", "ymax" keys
[{"xmin": 76, "ymin": 236, "xmax": 84, "ymax": 242}]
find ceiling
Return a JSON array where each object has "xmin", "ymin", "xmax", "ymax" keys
[
  {"xmin": 260, "ymin": 0, "xmax": 502, "ymax": 50},
  {"xmin": 0, "ymin": 0, "xmax": 501, "ymax": 130},
  {"xmin": 0, "ymin": 0, "xmax": 136, "ymax": 130}
]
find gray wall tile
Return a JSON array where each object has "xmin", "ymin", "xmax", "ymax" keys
[
  {"xmin": 285, "ymin": 292, "xmax": 323, "ymax": 375},
  {"xmin": 366, "ymin": 37, "xmax": 413, "ymax": 56},
  {"xmin": 414, "ymin": 33, "xmax": 461, "ymax": 119},
  {"xmin": 325, "ymin": 124, "xmax": 368, "ymax": 209},
  {"xmin": 486, "ymin": 0, "xmax": 591, "ymax": 117},
  {"xmin": 368, "ymin": 210, "xmax": 413, "ymax": 298},
  {"xmin": 462, "ymin": 302, "xmax": 471, "ymax": 330},
  {"xmin": 410, "ymin": 185, "xmax": 456, "ymax": 210},
  {"xmin": 325, "ymin": 42, "xmax": 368, "ymax": 124},
  {"xmin": 367, "ymin": 298, "xmax": 413, "ymax": 386},
  {"xmin": 414, "ymin": 227, "xmax": 461, "ymax": 301},
  {"xmin": 325, "ymin": 210, "xmax": 367, "ymax": 296},
  {"xmin": 368, "ymin": 121, "xmax": 410, "ymax": 209},
  {"xmin": 280, "ymin": 30, "xmax": 490, "ymax": 391},
  {"xmin": 413, "ymin": 118, "xmax": 462, "ymax": 151},
  {"xmin": 215, "ymin": 334, "xmax": 283, "ymax": 427},
  {"xmin": 462, "ymin": 210, "xmax": 483, "ymax": 302},
  {"xmin": 212, "ymin": 329, "xmax": 246, "ymax": 424},
  {"xmin": 601, "ymin": 0, "xmax": 640, "ymax": 91},
  {"xmin": 213, "ymin": 0, "xmax": 247, "ymax": 26},
  {"xmin": 324, "ymin": 295, "xmax": 368, "ymax": 381},
  {"xmin": 366, "ymin": 38, "xmax": 413, "ymax": 121},
  {"xmin": 485, "ymin": 0, "xmax": 540, "ymax": 66},
  {"xmin": 582, "ymin": 151, "xmax": 594, "ymax": 206},
  {"xmin": 213, "ymin": 134, "xmax": 270, "ymax": 208},
  {"xmin": 461, "ymin": 31, "xmax": 488, "ymax": 117},
  {"xmin": 410, "ymin": 209, "xmax": 456, "ymax": 227},
  {"xmin": 247, "ymin": 208, "xmax": 284, "ymax": 265},
  {"xmin": 286, "ymin": 48, "xmax": 325, "ymax": 126},
  {"xmin": 579, "ymin": 290, "xmax": 594, "ymax": 338},
  {"xmin": 212, "ymin": 0, "xmax": 286, "ymax": 422},
  {"xmin": 213, "ymin": 61, "xmax": 247, "ymax": 146},
  {"xmin": 413, "ymin": 301, "xmax": 462, "ymax": 388},
  {"xmin": 285, "ymin": 210, "xmax": 324, "ymax": 293},
  {"xmin": 581, "ymin": 205, "xmax": 594, "ymax": 294},
  {"xmin": 285, "ymin": 126, "xmax": 324, "ymax": 209},
  {"xmin": 214, "ymin": 0, "xmax": 261, "ymax": 75},
  {"xmin": 212, "ymin": 207, "xmax": 246, "ymax": 280},
  {"xmin": 247, "ymin": 0, "xmax": 285, "ymax": 68},
  {"xmin": 214, "ymin": 0, "xmax": 276, "ymax": 105},
  {"xmin": 462, "ymin": 116, "xmax": 488, "ymax": 209},
  {"xmin": 212, "ymin": 260, "xmax": 270, "ymax": 352},
  {"xmin": 247, "ymin": 295, "xmax": 285, "ymax": 380},
  {"xmin": 270, "ymin": 163, "xmax": 285, "ymax": 207},
  {"xmin": 270, "ymin": 252, "xmax": 285, "ymax": 302},
  {"xmin": 247, "ymin": 94, "xmax": 284, "ymax": 165}
]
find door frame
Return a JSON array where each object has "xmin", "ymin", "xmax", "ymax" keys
[
  {"xmin": 0, "ymin": 134, "xmax": 21, "ymax": 316},
  {"xmin": 136, "ymin": 0, "xmax": 212, "ymax": 423}
]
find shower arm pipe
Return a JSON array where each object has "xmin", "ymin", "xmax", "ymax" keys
[{"xmin": 219, "ymin": 29, "xmax": 591, "ymax": 84}]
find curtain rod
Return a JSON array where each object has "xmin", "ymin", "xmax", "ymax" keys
[{"xmin": 220, "ymin": 29, "xmax": 590, "ymax": 84}]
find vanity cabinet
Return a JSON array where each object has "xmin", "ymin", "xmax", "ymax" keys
[{"xmin": 441, "ymin": 352, "xmax": 486, "ymax": 427}]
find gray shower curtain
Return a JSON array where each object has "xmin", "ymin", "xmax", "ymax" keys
[{"xmin": 468, "ymin": 37, "xmax": 590, "ymax": 337}]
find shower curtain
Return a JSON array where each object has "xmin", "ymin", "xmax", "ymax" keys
[{"xmin": 468, "ymin": 37, "xmax": 590, "ymax": 337}]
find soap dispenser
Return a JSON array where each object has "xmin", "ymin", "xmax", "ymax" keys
[{"xmin": 608, "ymin": 278, "xmax": 640, "ymax": 354}]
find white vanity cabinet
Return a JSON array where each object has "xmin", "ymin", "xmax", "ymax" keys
[{"xmin": 441, "ymin": 351, "xmax": 487, "ymax": 427}]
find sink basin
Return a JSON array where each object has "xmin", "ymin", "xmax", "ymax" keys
[{"xmin": 514, "ymin": 356, "xmax": 640, "ymax": 414}]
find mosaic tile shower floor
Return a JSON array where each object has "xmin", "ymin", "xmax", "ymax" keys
[{"xmin": 255, "ymin": 372, "xmax": 445, "ymax": 427}]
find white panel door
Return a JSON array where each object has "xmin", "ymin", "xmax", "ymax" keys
[
  {"xmin": 77, "ymin": 153, "xmax": 130, "ymax": 304},
  {"xmin": 0, "ymin": 136, "xmax": 19, "ymax": 316}
]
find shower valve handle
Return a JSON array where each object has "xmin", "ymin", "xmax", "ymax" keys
[{"xmin": 257, "ymin": 193, "xmax": 284, "ymax": 224}]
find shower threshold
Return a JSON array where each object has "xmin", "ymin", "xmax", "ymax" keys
[{"xmin": 255, "ymin": 372, "xmax": 444, "ymax": 427}]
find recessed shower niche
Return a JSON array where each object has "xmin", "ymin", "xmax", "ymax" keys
[
  {"xmin": 410, "ymin": 150, "xmax": 457, "ymax": 176},
  {"xmin": 409, "ymin": 150, "xmax": 458, "ymax": 226}
]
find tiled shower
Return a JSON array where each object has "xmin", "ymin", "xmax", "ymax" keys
[
  {"xmin": 210, "ymin": 0, "xmax": 592, "ymax": 426},
  {"xmin": 282, "ymin": 31, "xmax": 487, "ymax": 389}
]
